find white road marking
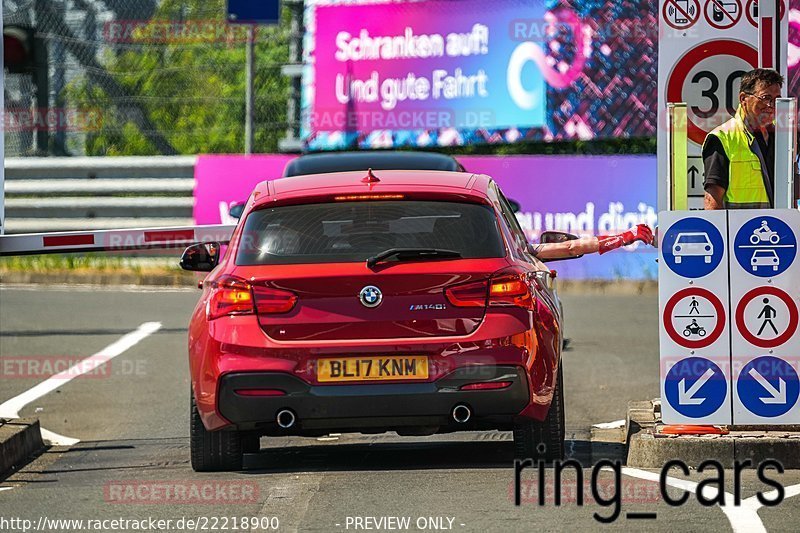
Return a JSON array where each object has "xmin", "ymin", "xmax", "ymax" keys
[
  {"xmin": 620, "ymin": 467, "xmax": 800, "ymax": 533},
  {"xmin": 0, "ymin": 322, "xmax": 162, "ymax": 445},
  {"xmin": 591, "ymin": 419, "xmax": 626, "ymax": 429},
  {"xmin": 0, "ymin": 487, "xmax": 13, "ymax": 493}
]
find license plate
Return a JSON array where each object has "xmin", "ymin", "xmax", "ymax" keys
[{"xmin": 317, "ymin": 356, "xmax": 429, "ymax": 382}]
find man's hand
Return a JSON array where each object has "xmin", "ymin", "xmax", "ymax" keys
[
  {"xmin": 704, "ymin": 185, "xmax": 725, "ymax": 210},
  {"xmin": 598, "ymin": 224, "xmax": 654, "ymax": 255}
]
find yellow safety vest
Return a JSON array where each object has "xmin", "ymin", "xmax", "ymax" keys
[{"xmin": 703, "ymin": 107, "xmax": 772, "ymax": 209}]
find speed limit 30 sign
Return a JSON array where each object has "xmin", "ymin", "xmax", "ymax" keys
[{"xmin": 666, "ymin": 40, "xmax": 758, "ymax": 145}]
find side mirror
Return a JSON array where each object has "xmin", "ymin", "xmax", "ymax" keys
[
  {"xmin": 229, "ymin": 202, "xmax": 245, "ymax": 220},
  {"xmin": 539, "ymin": 231, "xmax": 579, "ymax": 245},
  {"xmin": 507, "ymin": 198, "xmax": 522, "ymax": 213},
  {"xmin": 529, "ymin": 231, "xmax": 583, "ymax": 262},
  {"xmin": 180, "ymin": 242, "xmax": 220, "ymax": 272}
]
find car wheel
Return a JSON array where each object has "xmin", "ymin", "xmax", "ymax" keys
[
  {"xmin": 704, "ymin": 256, "xmax": 712, "ymax": 263},
  {"xmin": 675, "ymin": 256, "xmax": 682, "ymax": 264},
  {"xmin": 190, "ymin": 390, "xmax": 243, "ymax": 472},
  {"xmin": 513, "ymin": 364, "xmax": 565, "ymax": 463}
]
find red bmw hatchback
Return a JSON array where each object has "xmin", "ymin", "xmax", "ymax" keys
[{"xmin": 182, "ymin": 170, "xmax": 570, "ymax": 471}]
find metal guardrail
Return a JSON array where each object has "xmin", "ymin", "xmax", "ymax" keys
[{"xmin": 4, "ymin": 156, "xmax": 197, "ymax": 234}]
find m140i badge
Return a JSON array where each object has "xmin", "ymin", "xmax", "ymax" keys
[
  {"xmin": 359, "ymin": 286, "xmax": 383, "ymax": 308},
  {"xmin": 409, "ymin": 304, "xmax": 447, "ymax": 311}
]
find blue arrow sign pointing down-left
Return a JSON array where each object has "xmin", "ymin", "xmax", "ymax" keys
[
  {"xmin": 665, "ymin": 357, "xmax": 728, "ymax": 418},
  {"xmin": 678, "ymin": 368, "xmax": 715, "ymax": 405}
]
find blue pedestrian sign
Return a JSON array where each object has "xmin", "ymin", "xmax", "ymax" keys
[
  {"xmin": 737, "ymin": 356, "xmax": 800, "ymax": 418},
  {"xmin": 661, "ymin": 217, "xmax": 725, "ymax": 278},
  {"xmin": 733, "ymin": 216, "xmax": 797, "ymax": 278},
  {"xmin": 664, "ymin": 357, "xmax": 728, "ymax": 418},
  {"xmin": 227, "ymin": 0, "xmax": 281, "ymax": 24}
]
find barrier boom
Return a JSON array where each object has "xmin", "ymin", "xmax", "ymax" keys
[{"xmin": 0, "ymin": 224, "xmax": 236, "ymax": 257}]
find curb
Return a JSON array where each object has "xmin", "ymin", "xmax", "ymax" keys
[
  {"xmin": 626, "ymin": 399, "xmax": 800, "ymax": 469},
  {"xmin": 0, "ymin": 418, "xmax": 46, "ymax": 478}
]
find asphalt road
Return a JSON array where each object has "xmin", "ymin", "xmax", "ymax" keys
[{"xmin": 0, "ymin": 285, "xmax": 798, "ymax": 532}]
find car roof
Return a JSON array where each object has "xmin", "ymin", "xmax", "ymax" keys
[
  {"xmin": 283, "ymin": 151, "xmax": 465, "ymax": 177},
  {"xmin": 249, "ymin": 170, "xmax": 491, "ymax": 208}
]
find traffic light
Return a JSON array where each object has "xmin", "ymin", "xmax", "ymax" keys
[{"xmin": 4, "ymin": 24, "xmax": 50, "ymax": 152}]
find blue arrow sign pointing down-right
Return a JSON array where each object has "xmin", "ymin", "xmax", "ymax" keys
[{"xmin": 738, "ymin": 357, "xmax": 800, "ymax": 418}]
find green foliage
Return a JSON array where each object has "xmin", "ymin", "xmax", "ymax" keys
[{"xmin": 66, "ymin": 0, "xmax": 290, "ymax": 155}]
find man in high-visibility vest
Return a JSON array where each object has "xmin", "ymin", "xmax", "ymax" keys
[{"xmin": 703, "ymin": 68, "xmax": 799, "ymax": 209}]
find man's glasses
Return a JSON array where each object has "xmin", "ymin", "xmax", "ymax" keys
[{"xmin": 744, "ymin": 93, "xmax": 777, "ymax": 108}]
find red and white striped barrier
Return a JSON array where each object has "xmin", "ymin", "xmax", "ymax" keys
[{"xmin": 0, "ymin": 224, "xmax": 235, "ymax": 256}]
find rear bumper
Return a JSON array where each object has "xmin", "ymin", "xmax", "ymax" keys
[{"xmin": 217, "ymin": 365, "xmax": 529, "ymax": 435}]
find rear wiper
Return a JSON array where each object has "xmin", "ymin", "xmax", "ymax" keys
[{"xmin": 366, "ymin": 248, "xmax": 462, "ymax": 268}]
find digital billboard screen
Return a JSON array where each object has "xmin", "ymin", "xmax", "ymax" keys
[{"xmin": 301, "ymin": 0, "xmax": 659, "ymax": 150}]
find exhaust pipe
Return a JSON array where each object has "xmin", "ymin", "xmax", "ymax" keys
[
  {"xmin": 452, "ymin": 404, "xmax": 472, "ymax": 424},
  {"xmin": 276, "ymin": 409, "xmax": 296, "ymax": 429}
]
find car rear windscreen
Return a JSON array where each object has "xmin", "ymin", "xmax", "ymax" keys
[{"xmin": 235, "ymin": 201, "xmax": 505, "ymax": 265}]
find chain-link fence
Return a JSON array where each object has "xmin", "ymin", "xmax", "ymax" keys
[{"xmin": 3, "ymin": 0, "xmax": 293, "ymax": 156}]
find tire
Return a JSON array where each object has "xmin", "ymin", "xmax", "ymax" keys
[
  {"xmin": 751, "ymin": 235, "xmax": 760, "ymax": 245},
  {"xmin": 770, "ymin": 235, "xmax": 780, "ymax": 245},
  {"xmin": 513, "ymin": 364, "xmax": 565, "ymax": 462},
  {"xmin": 190, "ymin": 391, "xmax": 243, "ymax": 472}
]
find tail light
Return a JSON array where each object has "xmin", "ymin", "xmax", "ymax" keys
[
  {"xmin": 445, "ymin": 279, "xmax": 489, "ymax": 307},
  {"xmin": 207, "ymin": 277, "xmax": 297, "ymax": 320},
  {"xmin": 207, "ymin": 276, "xmax": 255, "ymax": 320},
  {"xmin": 488, "ymin": 270, "xmax": 533, "ymax": 309},
  {"xmin": 252, "ymin": 285, "xmax": 298, "ymax": 314},
  {"xmin": 444, "ymin": 269, "xmax": 534, "ymax": 310}
]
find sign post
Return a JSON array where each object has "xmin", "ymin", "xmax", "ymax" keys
[
  {"xmin": 659, "ymin": 211, "xmax": 732, "ymax": 424},
  {"xmin": 659, "ymin": 209, "xmax": 800, "ymax": 425},
  {"xmin": 227, "ymin": 1, "xmax": 282, "ymax": 154},
  {"xmin": 729, "ymin": 210, "xmax": 800, "ymax": 424},
  {"xmin": 774, "ymin": 98, "xmax": 798, "ymax": 209}
]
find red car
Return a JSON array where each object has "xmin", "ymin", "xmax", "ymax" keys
[{"xmin": 182, "ymin": 170, "xmax": 572, "ymax": 471}]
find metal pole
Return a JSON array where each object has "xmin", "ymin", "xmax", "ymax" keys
[
  {"xmin": 774, "ymin": 98, "xmax": 797, "ymax": 209},
  {"xmin": 667, "ymin": 103, "xmax": 689, "ymax": 211},
  {"xmin": 1, "ymin": 7, "xmax": 5, "ymax": 235},
  {"xmin": 757, "ymin": 0, "xmax": 778, "ymax": 70},
  {"xmin": 245, "ymin": 25, "xmax": 255, "ymax": 155}
]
